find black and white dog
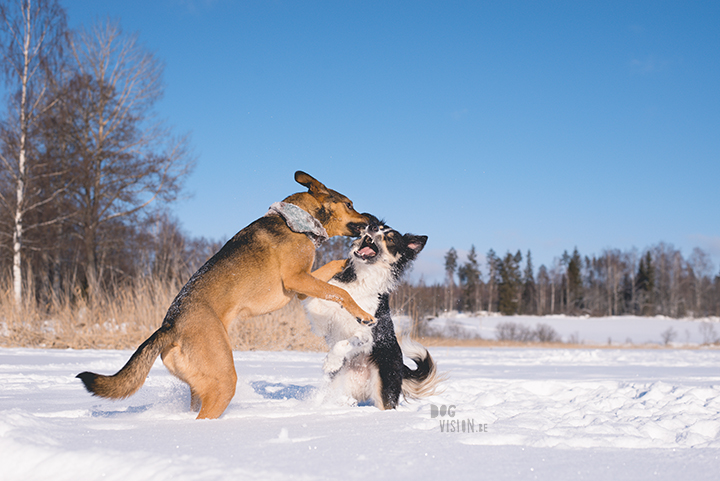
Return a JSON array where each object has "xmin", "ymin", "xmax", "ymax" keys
[{"xmin": 304, "ymin": 222, "xmax": 442, "ymax": 409}]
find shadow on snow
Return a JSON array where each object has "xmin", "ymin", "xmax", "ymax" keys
[{"xmin": 250, "ymin": 381, "xmax": 316, "ymax": 401}]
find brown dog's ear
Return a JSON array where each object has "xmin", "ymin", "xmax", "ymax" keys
[{"xmin": 294, "ymin": 171, "xmax": 329, "ymax": 196}]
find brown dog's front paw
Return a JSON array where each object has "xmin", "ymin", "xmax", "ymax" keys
[{"xmin": 357, "ymin": 317, "xmax": 377, "ymax": 327}]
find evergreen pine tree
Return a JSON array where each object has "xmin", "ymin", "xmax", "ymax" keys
[
  {"xmin": 567, "ymin": 247, "xmax": 583, "ymax": 312},
  {"xmin": 498, "ymin": 250, "xmax": 522, "ymax": 315},
  {"xmin": 521, "ymin": 250, "xmax": 537, "ymax": 314},
  {"xmin": 636, "ymin": 251, "xmax": 655, "ymax": 315},
  {"xmin": 458, "ymin": 245, "xmax": 481, "ymax": 313},
  {"xmin": 560, "ymin": 250, "xmax": 571, "ymax": 312}
]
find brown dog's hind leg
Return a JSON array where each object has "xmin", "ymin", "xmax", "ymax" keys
[
  {"xmin": 190, "ymin": 388, "xmax": 202, "ymax": 412},
  {"xmin": 162, "ymin": 316, "xmax": 238, "ymax": 419}
]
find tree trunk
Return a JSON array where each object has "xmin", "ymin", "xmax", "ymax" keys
[
  {"xmin": 12, "ymin": 10, "xmax": 33, "ymax": 306},
  {"xmin": 83, "ymin": 222, "xmax": 99, "ymax": 299},
  {"xmin": 13, "ymin": 150, "xmax": 25, "ymax": 305}
]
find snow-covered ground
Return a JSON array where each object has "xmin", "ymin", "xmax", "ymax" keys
[
  {"xmin": 414, "ymin": 314, "xmax": 720, "ymax": 345},
  {"xmin": 1, "ymin": 346, "xmax": 719, "ymax": 480}
]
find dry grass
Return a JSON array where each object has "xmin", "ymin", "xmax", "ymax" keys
[
  {"xmin": 0, "ymin": 277, "xmax": 325, "ymax": 351},
  {"xmin": 4, "ymin": 276, "xmax": 716, "ymax": 352}
]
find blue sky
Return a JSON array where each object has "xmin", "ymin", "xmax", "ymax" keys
[{"xmin": 58, "ymin": 0, "xmax": 720, "ymax": 283}]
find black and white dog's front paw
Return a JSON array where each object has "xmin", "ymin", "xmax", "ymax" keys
[
  {"xmin": 322, "ymin": 340, "xmax": 352, "ymax": 374},
  {"xmin": 348, "ymin": 329, "xmax": 372, "ymax": 348}
]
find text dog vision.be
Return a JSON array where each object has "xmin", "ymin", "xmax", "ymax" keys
[{"xmin": 431, "ymin": 405, "xmax": 488, "ymax": 433}]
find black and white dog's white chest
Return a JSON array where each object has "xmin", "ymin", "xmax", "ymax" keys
[{"xmin": 305, "ymin": 258, "xmax": 397, "ymax": 346}]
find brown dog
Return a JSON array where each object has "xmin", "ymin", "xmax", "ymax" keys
[{"xmin": 77, "ymin": 171, "xmax": 373, "ymax": 419}]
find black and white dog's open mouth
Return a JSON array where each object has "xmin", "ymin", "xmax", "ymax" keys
[{"xmin": 355, "ymin": 235, "xmax": 379, "ymax": 260}]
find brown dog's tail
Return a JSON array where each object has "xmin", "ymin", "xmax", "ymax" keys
[
  {"xmin": 76, "ymin": 326, "xmax": 174, "ymax": 399},
  {"xmin": 400, "ymin": 339, "xmax": 446, "ymax": 399}
]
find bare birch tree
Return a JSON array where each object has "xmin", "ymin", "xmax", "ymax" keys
[
  {"xmin": 688, "ymin": 247, "xmax": 714, "ymax": 317},
  {"xmin": 485, "ymin": 248, "xmax": 498, "ymax": 313},
  {"xmin": 536, "ymin": 264, "xmax": 549, "ymax": 315},
  {"xmin": 0, "ymin": 0, "xmax": 66, "ymax": 305},
  {"xmin": 603, "ymin": 249, "xmax": 624, "ymax": 316},
  {"xmin": 62, "ymin": 19, "xmax": 193, "ymax": 294},
  {"xmin": 444, "ymin": 247, "xmax": 457, "ymax": 312}
]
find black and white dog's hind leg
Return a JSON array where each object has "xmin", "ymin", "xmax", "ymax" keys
[
  {"xmin": 367, "ymin": 294, "xmax": 405, "ymax": 409},
  {"xmin": 367, "ymin": 294, "xmax": 444, "ymax": 409}
]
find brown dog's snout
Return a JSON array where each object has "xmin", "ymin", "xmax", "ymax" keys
[{"xmin": 343, "ymin": 213, "xmax": 377, "ymax": 237}]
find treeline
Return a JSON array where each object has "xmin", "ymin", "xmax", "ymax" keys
[
  {"xmin": 388, "ymin": 244, "xmax": 720, "ymax": 326},
  {"xmin": 0, "ymin": 0, "xmax": 203, "ymax": 305}
]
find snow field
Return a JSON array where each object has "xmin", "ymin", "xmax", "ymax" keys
[
  {"xmin": 1, "ymin": 347, "xmax": 719, "ymax": 480},
  {"xmin": 432, "ymin": 349, "xmax": 720, "ymax": 449}
]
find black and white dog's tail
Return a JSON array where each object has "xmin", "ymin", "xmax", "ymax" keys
[{"xmin": 400, "ymin": 340, "xmax": 445, "ymax": 400}]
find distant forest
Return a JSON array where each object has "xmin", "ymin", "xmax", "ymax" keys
[{"xmin": 385, "ymin": 243, "xmax": 720, "ymax": 324}]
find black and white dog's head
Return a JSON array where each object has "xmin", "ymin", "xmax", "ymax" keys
[{"xmin": 349, "ymin": 221, "xmax": 427, "ymax": 279}]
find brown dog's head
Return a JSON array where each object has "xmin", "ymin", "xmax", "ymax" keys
[{"xmin": 284, "ymin": 171, "xmax": 370, "ymax": 237}]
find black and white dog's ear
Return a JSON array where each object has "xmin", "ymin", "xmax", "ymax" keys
[{"xmin": 404, "ymin": 234, "xmax": 428, "ymax": 255}]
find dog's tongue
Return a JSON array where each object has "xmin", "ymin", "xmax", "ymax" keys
[{"xmin": 358, "ymin": 246, "xmax": 375, "ymax": 258}]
